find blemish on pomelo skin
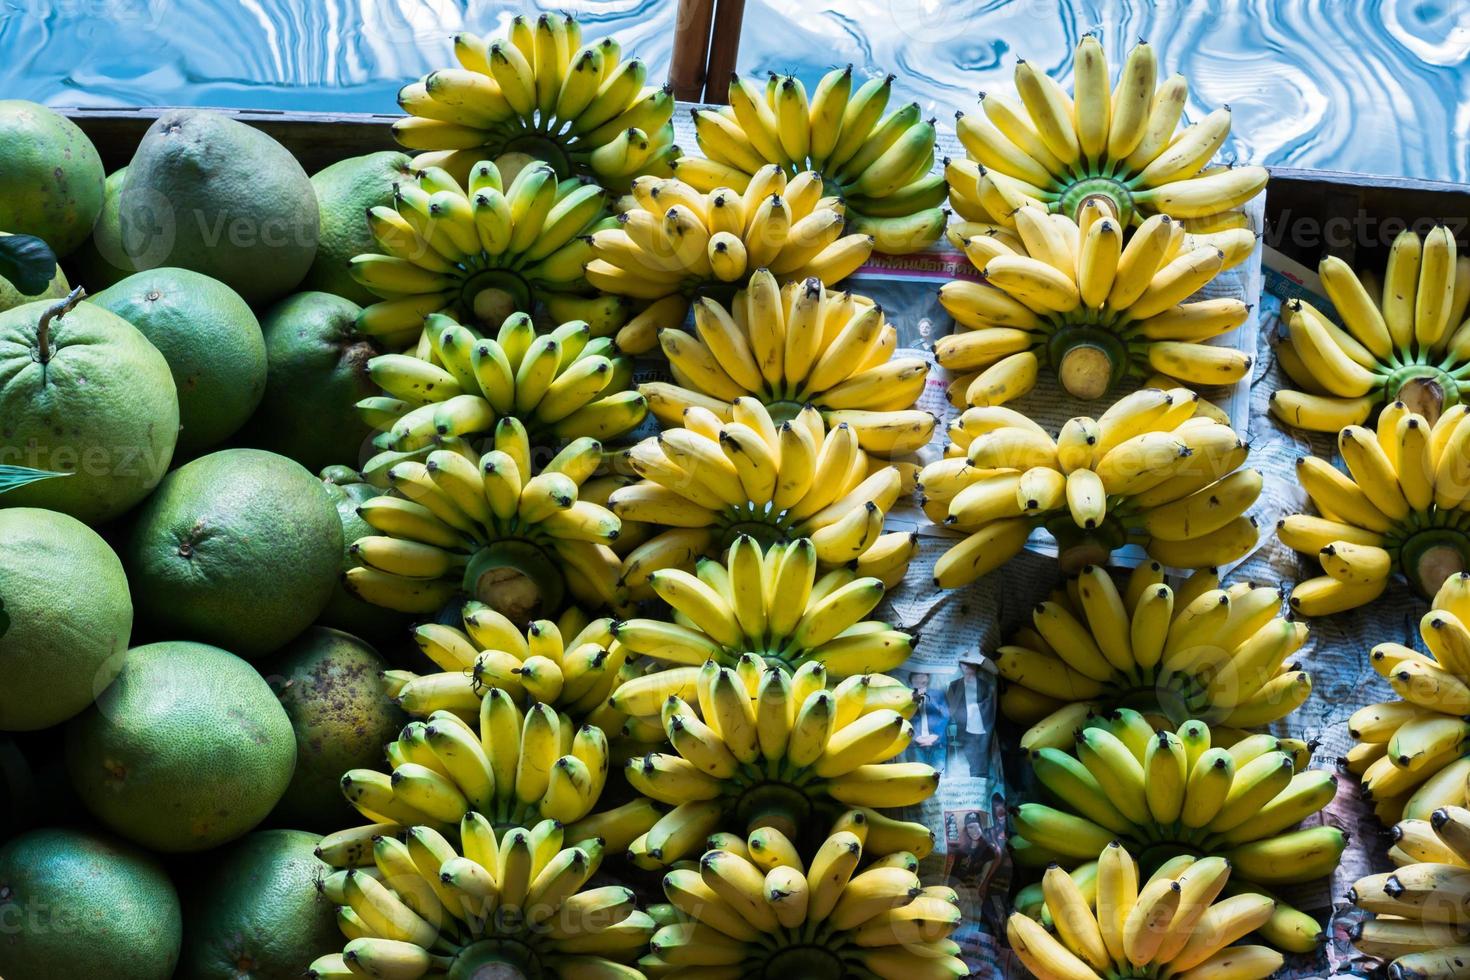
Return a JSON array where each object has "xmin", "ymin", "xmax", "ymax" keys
[{"xmin": 102, "ymin": 759, "xmax": 127, "ymax": 785}]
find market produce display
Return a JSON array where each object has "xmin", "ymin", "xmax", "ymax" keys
[{"xmin": 0, "ymin": 22, "xmax": 1453, "ymax": 980}]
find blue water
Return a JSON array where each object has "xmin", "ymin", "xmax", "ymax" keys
[{"xmin": 2, "ymin": 0, "xmax": 1466, "ymax": 182}]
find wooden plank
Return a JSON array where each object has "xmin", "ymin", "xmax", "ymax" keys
[
  {"xmin": 669, "ymin": 0, "xmax": 717, "ymax": 101},
  {"xmin": 703, "ymin": 0, "xmax": 747, "ymax": 104}
]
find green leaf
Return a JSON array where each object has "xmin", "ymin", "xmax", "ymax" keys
[
  {"xmin": 0, "ymin": 234, "xmax": 58, "ymax": 297},
  {"xmin": 0, "ymin": 465, "xmax": 70, "ymax": 495}
]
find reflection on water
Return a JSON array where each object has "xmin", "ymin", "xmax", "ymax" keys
[{"xmin": 2, "ymin": 0, "xmax": 1466, "ymax": 181}]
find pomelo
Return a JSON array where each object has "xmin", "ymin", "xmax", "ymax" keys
[
  {"xmin": 0, "ymin": 508, "xmax": 132, "ymax": 730},
  {"xmin": 303, "ymin": 151, "xmax": 411, "ymax": 306},
  {"xmin": 118, "ymin": 110, "xmax": 318, "ymax": 306},
  {"xmin": 263, "ymin": 627, "xmax": 403, "ymax": 831},
  {"xmin": 175, "ymin": 829, "xmax": 339, "ymax": 980},
  {"xmin": 0, "ymin": 231, "xmax": 69, "ymax": 312},
  {"xmin": 67, "ymin": 166, "xmax": 133, "ymax": 289},
  {"xmin": 316, "ymin": 467, "xmax": 413, "ymax": 645},
  {"xmin": 240, "ymin": 291, "xmax": 378, "ymax": 471},
  {"xmin": 0, "ymin": 827, "xmax": 182, "ymax": 979},
  {"xmin": 123, "ymin": 448, "xmax": 342, "ymax": 659},
  {"xmin": 92, "ymin": 268, "xmax": 267, "ymax": 456},
  {"xmin": 65, "ymin": 640, "xmax": 297, "ymax": 852},
  {"xmin": 0, "ymin": 293, "xmax": 179, "ymax": 524},
  {"xmin": 0, "ymin": 101, "xmax": 105, "ymax": 257}
]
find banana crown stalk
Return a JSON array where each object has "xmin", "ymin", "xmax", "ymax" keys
[
  {"xmin": 384, "ymin": 603, "xmax": 631, "ymax": 732},
  {"xmin": 345, "ymin": 417, "xmax": 624, "ymax": 621},
  {"xmin": 641, "ymin": 821, "xmax": 965, "ymax": 979},
  {"xmin": 1350, "ymin": 805, "xmax": 1470, "ymax": 978},
  {"xmin": 609, "ymin": 534, "xmax": 914, "ymax": 691},
  {"xmin": 362, "ymin": 312, "xmax": 648, "ymax": 451},
  {"xmin": 1344, "ymin": 571, "xmax": 1470, "ymax": 825},
  {"xmin": 918, "ymin": 390, "xmax": 1260, "ymax": 590},
  {"xmin": 349, "ymin": 158, "xmax": 619, "ymax": 349},
  {"xmin": 1271, "ymin": 226, "xmax": 1470, "ymax": 433},
  {"xmin": 620, "ymin": 659, "xmax": 936, "ymax": 868},
  {"xmin": 309, "ymin": 814, "xmax": 653, "ymax": 980},
  {"xmin": 948, "ymin": 35, "xmax": 1268, "ymax": 235},
  {"xmin": 671, "ymin": 67, "xmax": 947, "ymax": 255},
  {"xmin": 1278, "ymin": 403, "xmax": 1470, "ymax": 616},
  {"xmin": 998, "ymin": 565, "xmax": 1311, "ymax": 749},
  {"xmin": 937, "ymin": 202, "xmax": 1254, "ymax": 406},
  {"xmin": 394, "ymin": 12, "xmax": 676, "ymax": 190},
  {"xmin": 634, "ymin": 266, "xmax": 935, "ymax": 455},
  {"xmin": 1015, "ymin": 713, "xmax": 1345, "ymax": 891},
  {"xmin": 1008, "ymin": 843, "xmax": 1287, "ymax": 980},
  {"xmin": 585, "ymin": 171, "xmax": 875, "ymax": 349},
  {"xmin": 608, "ymin": 397, "xmax": 912, "ymax": 598},
  {"xmin": 326, "ymin": 692, "xmax": 643, "ymax": 849}
]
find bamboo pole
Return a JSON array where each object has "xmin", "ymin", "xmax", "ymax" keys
[
  {"xmin": 703, "ymin": 0, "xmax": 748, "ymax": 104},
  {"xmin": 669, "ymin": 0, "xmax": 717, "ymax": 101}
]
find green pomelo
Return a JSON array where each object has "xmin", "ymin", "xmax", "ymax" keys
[
  {"xmin": 0, "ymin": 296, "xmax": 179, "ymax": 524},
  {"xmin": 67, "ymin": 166, "xmax": 132, "ymax": 290},
  {"xmin": 263, "ymin": 627, "xmax": 404, "ymax": 830},
  {"xmin": 92, "ymin": 268, "xmax": 267, "ymax": 457},
  {"xmin": 316, "ymin": 470, "xmax": 413, "ymax": 645},
  {"xmin": 0, "ymin": 101, "xmax": 105, "ymax": 257},
  {"xmin": 0, "ymin": 508, "xmax": 132, "ymax": 730},
  {"xmin": 303, "ymin": 151, "xmax": 411, "ymax": 306},
  {"xmin": 240, "ymin": 291, "xmax": 379, "ymax": 471},
  {"xmin": 123, "ymin": 448, "xmax": 343, "ymax": 659},
  {"xmin": 0, "ymin": 827, "xmax": 182, "ymax": 979},
  {"xmin": 0, "ymin": 231, "xmax": 69, "ymax": 312},
  {"xmin": 176, "ymin": 829, "xmax": 339, "ymax": 980},
  {"xmin": 118, "ymin": 110, "xmax": 318, "ymax": 306},
  {"xmin": 65, "ymin": 641, "xmax": 297, "ymax": 852}
]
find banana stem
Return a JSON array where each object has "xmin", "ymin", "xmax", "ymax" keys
[{"xmin": 34, "ymin": 285, "xmax": 86, "ymax": 365}]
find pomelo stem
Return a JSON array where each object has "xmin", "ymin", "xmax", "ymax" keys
[{"xmin": 35, "ymin": 285, "xmax": 87, "ymax": 365}]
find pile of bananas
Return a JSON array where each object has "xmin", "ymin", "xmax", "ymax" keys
[
  {"xmin": 609, "ymin": 399, "xmax": 911, "ymax": 596},
  {"xmin": 1008, "ymin": 844, "xmax": 1285, "ymax": 980},
  {"xmin": 641, "ymin": 822, "xmax": 965, "ymax": 978},
  {"xmin": 1349, "ymin": 805, "xmax": 1470, "ymax": 978},
  {"xmin": 620, "ymin": 660, "xmax": 936, "ymax": 868},
  {"xmin": 1271, "ymin": 227, "xmax": 1470, "ymax": 432},
  {"xmin": 362, "ymin": 313, "xmax": 647, "ymax": 447},
  {"xmin": 309, "ymin": 816, "xmax": 653, "ymax": 980},
  {"xmin": 380, "ymin": 604, "xmax": 628, "ymax": 730},
  {"xmin": 349, "ymin": 159, "xmax": 617, "ymax": 349},
  {"xmin": 998, "ymin": 565, "xmax": 1310, "ymax": 750},
  {"xmin": 585, "ymin": 171, "xmax": 873, "ymax": 349},
  {"xmin": 1015, "ymin": 716, "xmax": 1344, "ymax": 897},
  {"xmin": 675, "ymin": 68, "xmax": 946, "ymax": 254},
  {"xmin": 1278, "ymin": 404, "xmax": 1470, "ymax": 615},
  {"xmin": 938, "ymin": 203, "xmax": 1253, "ymax": 405},
  {"xmin": 345, "ymin": 419, "xmax": 623, "ymax": 621},
  {"xmin": 1344, "ymin": 572, "xmax": 1470, "ymax": 824},
  {"xmin": 948, "ymin": 35, "xmax": 1268, "ymax": 232},
  {"xmin": 637, "ymin": 268, "xmax": 933, "ymax": 453},
  {"xmin": 394, "ymin": 13, "xmax": 675, "ymax": 189},
  {"xmin": 918, "ymin": 391, "xmax": 1260, "ymax": 589}
]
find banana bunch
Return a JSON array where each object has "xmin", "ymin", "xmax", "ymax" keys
[
  {"xmin": 918, "ymin": 390, "xmax": 1261, "ymax": 589},
  {"xmin": 1271, "ymin": 227, "xmax": 1470, "ymax": 432},
  {"xmin": 382, "ymin": 603, "xmax": 629, "ymax": 730},
  {"xmin": 1343, "ymin": 573, "xmax": 1470, "ymax": 824},
  {"xmin": 394, "ymin": 13, "xmax": 675, "ymax": 189},
  {"xmin": 1008, "ymin": 843, "xmax": 1286, "ymax": 980},
  {"xmin": 1277, "ymin": 404, "xmax": 1470, "ymax": 615},
  {"xmin": 636, "ymin": 267, "xmax": 934, "ymax": 454},
  {"xmin": 947, "ymin": 35, "xmax": 1268, "ymax": 235},
  {"xmin": 585, "ymin": 172, "xmax": 873, "ymax": 349},
  {"xmin": 938, "ymin": 202, "xmax": 1254, "ymax": 405},
  {"xmin": 345, "ymin": 419, "xmax": 623, "ymax": 621},
  {"xmin": 672, "ymin": 67, "xmax": 946, "ymax": 254},
  {"xmin": 621, "ymin": 659, "xmax": 936, "ymax": 868},
  {"xmin": 639, "ymin": 819, "xmax": 965, "ymax": 979},
  {"xmin": 608, "ymin": 399, "xmax": 912, "ymax": 598},
  {"xmin": 308, "ymin": 815, "xmax": 653, "ymax": 980},
  {"xmin": 1015, "ymin": 716, "xmax": 1346, "ymax": 891},
  {"xmin": 1350, "ymin": 805, "xmax": 1470, "ymax": 977},
  {"xmin": 363, "ymin": 313, "xmax": 647, "ymax": 448},
  {"xmin": 349, "ymin": 159, "xmax": 617, "ymax": 350},
  {"xmin": 998, "ymin": 564, "xmax": 1311, "ymax": 751}
]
